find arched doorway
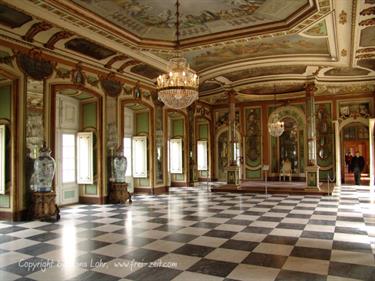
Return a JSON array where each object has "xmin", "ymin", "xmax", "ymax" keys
[
  {"xmin": 342, "ymin": 122, "xmax": 369, "ymax": 185},
  {"xmin": 269, "ymin": 105, "xmax": 306, "ymax": 180}
]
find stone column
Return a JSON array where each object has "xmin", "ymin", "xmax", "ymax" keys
[
  {"xmin": 369, "ymin": 118, "xmax": 375, "ymax": 187},
  {"xmin": 333, "ymin": 120, "xmax": 341, "ymax": 187},
  {"xmin": 226, "ymin": 90, "xmax": 239, "ymax": 185},
  {"xmin": 305, "ymin": 83, "xmax": 319, "ymax": 188},
  {"xmin": 305, "ymin": 82, "xmax": 317, "ymax": 166}
]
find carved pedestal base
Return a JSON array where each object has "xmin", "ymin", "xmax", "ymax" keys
[
  {"xmin": 30, "ymin": 191, "xmax": 60, "ymax": 221},
  {"xmin": 306, "ymin": 165, "xmax": 320, "ymax": 189},
  {"xmin": 109, "ymin": 183, "xmax": 132, "ymax": 204},
  {"xmin": 226, "ymin": 165, "xmax": 240, "ymax": 186}
]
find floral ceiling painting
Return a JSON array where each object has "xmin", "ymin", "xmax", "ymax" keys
[{"xmin": 72, "ymin": 0, "xmax": 308, "ymax": 40}]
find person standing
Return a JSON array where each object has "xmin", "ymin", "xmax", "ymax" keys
[{"xmin": 350, "ymin": 151, "xmax": 365, "ymax": 185}]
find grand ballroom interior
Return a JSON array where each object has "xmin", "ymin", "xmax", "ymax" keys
[{"xmin": 0, "ymin": 0, "xmax": 375, "ymax": 280}]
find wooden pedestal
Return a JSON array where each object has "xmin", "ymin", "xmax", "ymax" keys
[
  {"xmin": 30, "ymin": 191, "xmax": 60, "ymax": 221},
  {"xmin": 109, "ymin": 183, "xmax": 132, "ymax": 204}
]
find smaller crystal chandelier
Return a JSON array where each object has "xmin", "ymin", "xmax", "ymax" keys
[
  {"xmin": 268, "ymin": 92, "xmax": 284, "ymax": 137},
  {"xmin": 156, "ymin": 0, "xmax": 199, "ymax": 109}
]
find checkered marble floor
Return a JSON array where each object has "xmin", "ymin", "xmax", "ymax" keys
[{"xmin": 1, "ymin": 185, "xmax": 375, "ymax": 281}]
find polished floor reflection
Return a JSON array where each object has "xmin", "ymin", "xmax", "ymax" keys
[{"xmin": 0, "ymin": 185, "xmax": 375, "ymax": 281}]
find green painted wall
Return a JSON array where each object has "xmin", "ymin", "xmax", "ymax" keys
[
  {"xmin": 136, "ymin": 112, "xmax": 149, "ymax": 134},
  {"xmin": 172, "ymin": 119, "xmax": 184, "ymax": 137},
  {"xmin": 199, "ymin": 124, "xmax": 208, "ymax": 139},
  {"xmin": 0, "ymin": 85, "xmax": 11, "ymax": 119},
  {"xmin": 83, "ymin": 103, "xmax": 97, "ymax": 129}
]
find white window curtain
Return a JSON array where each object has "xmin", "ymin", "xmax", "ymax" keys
[
  {"xmin": 170, "ymin": 138, "xmax": 183, "ymax": 174},
  {"xmin": 197, "ymin": 140, "xmax": 208, "ymax": 171},
  {"xmin": 77, "ymin": 132, "xmax": 94, "ymax": 184},
  {"xmin": 132, "ymin": 135, "xmax": 147, "ymax": 178},
  {"xmin": 0, "ymin": 125, "xmax": 5, "ymax": 194}
]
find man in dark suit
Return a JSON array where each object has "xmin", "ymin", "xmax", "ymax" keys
[{"xmin": 350, "ymin": 151, "xmax": 365, "ymax": 185}]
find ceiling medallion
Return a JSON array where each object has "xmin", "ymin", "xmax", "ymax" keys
[{"xmin": 156, "ymin": 0, "xmax": 199, "ymax": 109}]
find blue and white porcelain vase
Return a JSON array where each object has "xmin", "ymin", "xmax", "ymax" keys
[
  {"xmin": 33, "ymin": 143, "xmax": 56, "ymax": 192},
  {"xmin": 111, "ymin": 147, "xmax": 127, "ymax": 183}
]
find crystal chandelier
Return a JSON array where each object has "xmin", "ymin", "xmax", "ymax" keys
[
  {"xmin": 156, "ymin": 0, "xmax": 199, "ymax": 109},
  {"xmin": 268, "ymin": 93, "xmax": 284, "ymax": 137}
]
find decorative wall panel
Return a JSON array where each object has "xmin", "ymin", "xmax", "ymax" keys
[{"xmin": 244, "ymin": 107, "xmax": 261, "ymax": 180}]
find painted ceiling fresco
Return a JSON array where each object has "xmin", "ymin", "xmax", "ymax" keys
[
  {"xmin": 304, "ymin": 20, "xmax": 327, "ymax": 36},
  {"xmin": 72, "ymin": 0, "xmax": 308, "ymax": 40},
  {"xmin": 199, "ymin": 81, "xmax": 222, "ymax": 92},
  {"xmin": 222, "ymin": 65, "xmax": 307, "ymax": 81},
  {"xmin": 130, "ymin": 64, "xmax": 163, "ymax": 79},
  {"xmin": 181, "ymin": 35, "xmax": 329, "ymax": 71},
  {"xmin": 239, "ymin": 83, "xmax": 305, "ymax": 95}
]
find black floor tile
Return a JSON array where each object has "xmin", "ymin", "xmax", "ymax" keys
[
  {"xmin": 116, "ymin": 237, "xmax": 156, "ymax": 247},
  {"xmin": 263, "ymin": 235, "xmax": 298, "ymax": 245},
  {"xmin": 242, "ymin": 252, "xmax": 287, "ymax": 268},
  {"xmin": 329, "ymin": 261, "xmax": 375, "ymax": 280},
  {"xmin": 121, "ymin": 248, "xmax": 166, "ymax": 263},
  {"xmin": 332, "ymin": 240, "xmax": 373, "ymax": 253},
  {"xmin": 277, "ymin": 223, "xmax": 305, "ymax": 230},
  {"xmin": 16, "ymin": 243, "xmax": 60, "ymax": 256},
  {"xmin": 27, "ymin": 232, "xmax": 60, "ymax": 242},
  {"xmin": 204, "ymin": 230, "xmax": 236, "ymax": 239},
  {"xmin": 187, "ymin": 258, "xmax": 237, "ymax": 277},
  {"xmin": 162, "ymin": 233, "xmax": 198, "ymax": 243},
  {"xmin": 173, "ymin": 244, "xmax": 215, "ymax": 257},
  {"xmin": 242, "ymin": 226, "xmax": 273, "ymax": 234},
  {"xmin": 220, "ymin": 239, "xmax": 258, "ymax": 251},
  {"xmin": 276, "ymin": 270, "xmax": 326, "ymax": 281},
  {"xmin": 301, "ymin": 231, "xmax": 334, "ymax": 240},
  {"xmin": 335, "ymin": 226, "xmax": 368, "ymax": 235},
  {"xmin": 290, "ymin": 246, "xmax": 331, "ymax": 260}
]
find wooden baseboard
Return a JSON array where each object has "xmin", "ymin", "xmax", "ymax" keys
[
  {"xmin": 79, "ymin": 196, "xmax": 106, "ymax": 204},
  {"xmin": 134, "ymin": 186, "xmax": 169, "ymax": 195},
  {"xmin": 171, "ymin": 181, "xmax": 188, "ymax": 187},
  {"xmin": 0, "ymin": 209, "xmax": 28, "ymax": 221}
]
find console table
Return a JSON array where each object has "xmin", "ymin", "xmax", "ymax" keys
[{"xmin": 109, "ymin": 182, "xmax": 132, "ymax": 204}]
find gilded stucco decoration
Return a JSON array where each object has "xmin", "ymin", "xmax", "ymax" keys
[{"xmin": 339, "ymin": 10, "xmax": 347, "ymax": 24}]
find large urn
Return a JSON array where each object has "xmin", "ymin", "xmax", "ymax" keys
[
  {"xmin": 33, "ymin": 143, "xmax": 56, "ymax": 192},
  {"xmin": 110, "ymin": 147, "xmax": 127, "ymax": 183}
]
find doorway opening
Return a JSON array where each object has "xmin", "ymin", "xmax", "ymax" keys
[{"xmin": 342, "ymin": 123, "xmax": 369, "ymax": 185}]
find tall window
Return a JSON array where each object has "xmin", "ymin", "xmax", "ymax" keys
[
  {"xmin": 132, "ymin": 136, "xmax": 147, "ymax": 178},
  {"xmin": 170, "ymin": 138, "xmax": 183, "ymax": 173},
  {"xmin": 0, "ymin": 125, "xmax": 5, "ymax": 194},
  {"xmin": 197, "ymin": 140, "xmax": 208, "ymax": 171},
  {"xmin": 62, "ymin": 133, "xmax": 76, "ymax": 183},
  {"xmin": 77, "ymin": 132, "xmax": 94, "ymax": 184},
  {"xmin": 123, "ymin": 137, "xmax": 132, "ymax": 177}
]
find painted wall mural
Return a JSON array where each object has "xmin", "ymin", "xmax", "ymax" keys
[
  {"xmin": 245, "ymin": 107, "xmax": 261, "ymax": 179},
  {"xmin": 339, "ymin": 102, "xmax": 371, "ymax": 120},
  {"xmin": 316, "ymin": 103, "xmax": 333, "ymax": 180},
  {"xmin": 185, "ymin": 35, "xmax": 329, "ymax": 71}
]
